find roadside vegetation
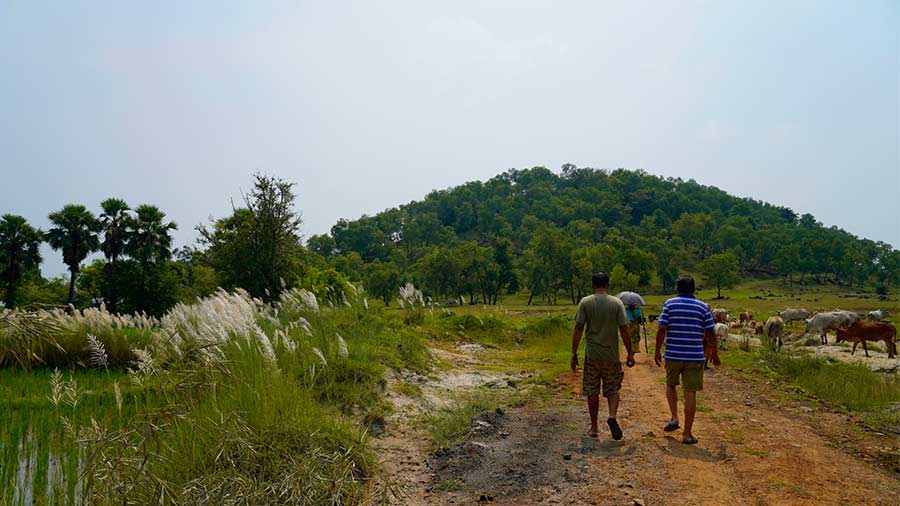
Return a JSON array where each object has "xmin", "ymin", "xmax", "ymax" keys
[
  {"xmin": 723, "ymin": 349, "xmax": 900, "ymax": 431},
  {"xmin": 0, "ymin": 287, "xmax": 427, "ymax": 505}
]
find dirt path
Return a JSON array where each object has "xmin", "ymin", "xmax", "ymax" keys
[{"xmin": 377, "ymin": 349, "xmax": 900, "ymax": 506}]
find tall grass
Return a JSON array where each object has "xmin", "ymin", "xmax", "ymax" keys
[
  {"xmin": 1, "ymin": 285, "xmax": 428, "ymax": 505},
  {"xmin": 755, "ymin": 350, "xmax": 900, "ymax": 413},
  {"xmin": 0, "ymin": 307, "xmax": 158, "ymax": 370}
]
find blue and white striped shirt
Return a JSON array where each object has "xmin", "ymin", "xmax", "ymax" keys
[{"xmin": 658, "ymin": 293, "xmax": 714, "ymax": 363}]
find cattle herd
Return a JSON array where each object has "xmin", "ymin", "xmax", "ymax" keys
[{"xmin": 710, "ymin": 308, "xmax": 897, "ymax": 359}]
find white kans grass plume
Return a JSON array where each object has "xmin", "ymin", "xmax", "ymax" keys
[
  {"xmin": 312, "ymin": 347, "xmax": 328, "ymax": 366},
  {"xmin": 279, "ymin": 288, "xmax": 320, "ymax": 314},
  {"xmin": 252, "ymin": 326, "xmax": 277, "ymax": 364},
  {"xmin": 113, "ymin": 381, "xmax": 123, "ymax": 417},
  {"xmin": 85, "ymin": 333, "xmax": 109, "ymax": 368},
  {"xmin": 161, "ymin": 288, "xmax": 265, "ymax": 363},
  {"xmin": 336, "ymin": 333, "xmax": 349, "ymax": 359},
  {"xmin": 49, "ymin": 368, "xmax": 64, "ymax": 407},
  {"xmin": 398, "ymin": 283, "xmax": 425, "ymax": 309},
  {"xmin": 63, "ymin": 376, "xmax": 78, "ymax": 410}
]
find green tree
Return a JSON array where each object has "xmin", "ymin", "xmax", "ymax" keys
[
  {"xmin": 610, "ymin": 263, "xmax": 640, "ymax": 293},
  {"xmin": 522, "ymin": 224, "xmax": 573, "ymax": 304},
  {"xmin": 199, "ymin": 174, "xmax": 305, "ymax": 300},
  {"xmin": 46, "ymin": 205, "xmax": 101, "ymax": 305},
  {"xmin": 0, "ymin": 215, "xmax": 43, "ymax": 308},
  {"xmin": 99, "ymin": 198, "xmax": 130, "ymax": 312},
  {"xmin": 126, "ymin": 205, "xmax": 177, "ymax": 299},
  {"xmin": 307, "ymin": 234, "xmax": 336, "ymax": 257},
  {"xmin": 172, "ymin": 247, "xmax": 218, "ymax": 302},
  {"xmin": 365, "ymin": 261, "xmax": 402, "ymax": 306},
  {"xmin": 699, "ymin": 251, "xmax": 739, "ymax": 299},
  {"xmin": 415, "ymin": 246, "xmax": 463, "ymax": 302}
]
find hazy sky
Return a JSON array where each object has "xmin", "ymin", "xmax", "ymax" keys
[{"xmin": 2, "ymin": 1, "xmax": 898, "ymax": 277}]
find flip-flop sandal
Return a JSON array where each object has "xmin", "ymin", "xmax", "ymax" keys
[
  {"xmin": 682, "ymin": 436, "xmax": 699, "ymax": 445},
  {"xmin": 607, "ymin": 418, "xmax": 623, "ymax": 441},
  {"xmin": 663, "ymin": 421, "xmax": 680, "ymax": 432}
]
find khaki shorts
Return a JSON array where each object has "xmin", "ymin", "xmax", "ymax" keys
[
  {"xmin": 665, "ymin": 360, "xmax": 704, "ymax": 392},
  {"xmin": 582, "ymin": 358, "xmax": 624, "ymax": 398}
]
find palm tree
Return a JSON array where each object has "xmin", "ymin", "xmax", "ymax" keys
[
  {"xmin": 99, "ymin": 198, "xmax": 130, "ymax": 312},
  {"xmin": 46, "ymin": 205, "xmax": 101, "ymax": 305},
  {"xmin": 126, "ymin": 205, "xmax": 177, "ymax": 297},
  {"xmin": 0, "ymin": 215, "xmax": 43, "ymax": 308}
]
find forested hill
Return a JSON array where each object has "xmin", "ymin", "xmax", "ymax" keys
[{"xmin": 308, "ymin": 166, "xmax": 898, "ymax": 304}]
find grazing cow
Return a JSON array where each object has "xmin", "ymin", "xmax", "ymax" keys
[
  {"xmin": 647, "ymin": 314, "xmax": 659, "ymax": 322},
  {"xmin": 713, "ymin": 308, "xmax": 728, "ymax": 324},
  {"xmin": 739, "ymin": 311, "xmax": 752, "ymax": 325},
  {"xmin": 867, "ymin": 310, "xmax": 891, "ymax": 321},
  {"xmin": 764, "ymin": 316, "xmax": 786, "ymax": 350},
  {"xmin": 804, "ymin": 312, "xmax": 847, "ymax": 345},
  {"xmin": 714, "ymin": 323, "xmax": 729, "ymax": 350},
  {"xmin": 777, "ymin": 308, "xmax": 809, "ymax": 326},
  {"xmin": 835, "ymin": 321, "xmax": 897, "ymax": 358},
  {"xmin": 832, "ymin": 310, "xmax": 861, "ymax": 327}
]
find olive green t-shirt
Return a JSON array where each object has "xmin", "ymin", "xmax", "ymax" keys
[{"xmin": 575, "ymin": 293, "xmax": 628, "ymax": 361}]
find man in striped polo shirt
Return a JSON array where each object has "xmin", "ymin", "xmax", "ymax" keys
[{"xmin": 653, "ymin": 275, "xmax": 719, "ymax": 444}]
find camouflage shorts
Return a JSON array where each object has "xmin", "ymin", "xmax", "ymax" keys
[
  {"xmin": 582, "ymin": 358, "xmax": 624, "ymax": 398},
  {"xmin": 629, "ymin": 322, "xmax": 642, "ymax": 347}
]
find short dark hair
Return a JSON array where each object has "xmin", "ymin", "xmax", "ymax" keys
[
  {"xmin": 592, "ymin": 272, "xmax": 610, "ymax": 289},
  {"xmin": 676, "ymin": 275, "xmax": 695, "ymax": 294}
]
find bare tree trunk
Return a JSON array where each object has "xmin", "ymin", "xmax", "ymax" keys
[{"xmin": 67, "ymin": 269, "xmax": 77, "ymax": 306}]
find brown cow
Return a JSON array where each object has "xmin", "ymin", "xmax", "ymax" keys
[
  {"xmin": 835, "ymin": 321, "xmax": 897, "ymax": 358},
  {"xmin": 739, "ymin": 311, "xmax": 752, "ymax": 325},
  {"xmin": 713, "ymin": 308, "xmax": 728, "ymax": 324}
]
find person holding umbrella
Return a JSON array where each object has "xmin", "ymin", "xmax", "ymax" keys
[{"xmin": 618, "ymin": 291, "xmax": 647, "ymax": 354}]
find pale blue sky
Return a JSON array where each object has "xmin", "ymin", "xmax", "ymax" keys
[{"xmin": 1, "ymin": 1, "xmax": 898, "ymax": 277}]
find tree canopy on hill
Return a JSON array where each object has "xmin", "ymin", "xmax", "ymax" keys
[
  {"xmin": 3, "ymin": 168, "xmax": 897, "ymax": 312},
  {"xmin": 309, "ymin": 166, "xmax": 899, "ymax": 304}
]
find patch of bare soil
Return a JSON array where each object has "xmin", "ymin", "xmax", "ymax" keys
[
  {"xmin": 428, "ymin": 405, "xmax": 594, "ymax": 504},
  {"xmin": 377, "ymin": 349, "xmax": 900, "ymax": 506}
]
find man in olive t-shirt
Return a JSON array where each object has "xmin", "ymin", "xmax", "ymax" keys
[{"xmin": 571, "ymin": 272, "xmax": 635, "ymax": 439}]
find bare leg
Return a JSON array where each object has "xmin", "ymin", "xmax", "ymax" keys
[
  {"xmin": 666, "ymin": 384, "xmax": 679, "ymax": 423},
  {"xmin": 606, "ymin": 391, "xmax": 620, "ymax": 418},
  {"xmin": 587, "ymin": 394, "xmax": 599, "ymax": 435},
  {"xmin": 683, "ymin": 391, "xmax": 697, "ymax": 441}
]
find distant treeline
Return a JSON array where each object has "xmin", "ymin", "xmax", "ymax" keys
[
  {"xmin": 308, "ymin": 167, "xmax": 899, "ymax": 304},
  {"xmin": 1, "ymin": 167, "xmax": 897, "ymax": 313}
]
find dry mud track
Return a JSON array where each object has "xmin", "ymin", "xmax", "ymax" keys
[{"xmin": 376, "ymin": 350, "xmax": 899, "ymax": 506}]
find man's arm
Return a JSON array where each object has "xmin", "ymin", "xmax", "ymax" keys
[
  {"xmin": 704, "ymin": 328, "xmax": 720, "ymax": 367},
  {"xmin": 571, "ymin": 322, "xmax": 585, "ymax": 371},
  {"xmin": 654, "ymin": 325, "xmax": 667, "ymax": 367},
  {"xmin": 619, "ymin": 325, "xmax": 635, "ymax": 367}
]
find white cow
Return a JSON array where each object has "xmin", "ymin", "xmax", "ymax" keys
[
  {"xmin": 832, "ymin": 310, "xmax": 861, "ymax": 327},
  {"xmin": 804, "ymin": 312, "xmax": 850, "ymax": 345},
  {"xmin": 867, "ymin": 310, "xmax": 891, "ymax": 321},
  {"xmin": 714, "ymin": 323, "xmax": 729, "ymax": 350},
  {"xmin": 777, "ymin": 308, "xmax": 809, "ymax": 326},
  {"xmin": 764, "ymin": 316, "xmax": 785, "ymax": 350}
]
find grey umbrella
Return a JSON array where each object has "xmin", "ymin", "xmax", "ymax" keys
[{"xmin": 616, "ymin": 291, "xmax": 646, "ymax": 306}]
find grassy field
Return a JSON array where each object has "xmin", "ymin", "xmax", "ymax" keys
[
  {"xmin": 1, "ymin": 278, "xmax": 897, "ymax": 504},
  {"xmin": 0, "ymin": 288, "xmax": 430, "ymax": 505}
]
